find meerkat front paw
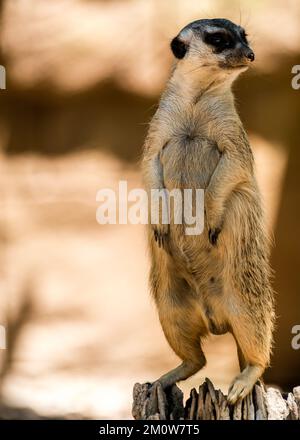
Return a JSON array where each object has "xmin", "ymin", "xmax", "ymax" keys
[
  {"xmin": 205, "ymin": 197, "xmax": 224, "ymax": 245},
  {"xmin": 153, "ymin": 224, "xmax": 169, "ymax": 249}
]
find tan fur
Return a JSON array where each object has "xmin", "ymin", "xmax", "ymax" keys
[{"xmin": 142, "ymin": 21, "xmax": 275, "ymax": 403}]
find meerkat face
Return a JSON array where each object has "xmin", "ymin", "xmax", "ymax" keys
[{"xmin": 171, "ymin": 19, "xmax": 254, "ymax": 80}]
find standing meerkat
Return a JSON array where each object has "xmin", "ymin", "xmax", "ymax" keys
[{"xmin": 142, "ymin": 18, "xmax": 275, "ymax": 404}]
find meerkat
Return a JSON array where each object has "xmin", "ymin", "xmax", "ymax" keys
[{"xmin": 142, "ymin": 18, "xmax": 275, "ymax": 404}]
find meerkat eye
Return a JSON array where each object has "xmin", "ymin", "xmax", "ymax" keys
[
  {"xmin": 211, "ymin": 33, "xmax": 224, "ymax": 45},
  {"xmin": 206, "ymin": 32, "xmax": 224, "ymax": 45},
  {"xmin": 204, "ymin": 32, "xmax": 233, "ymax": 52}
]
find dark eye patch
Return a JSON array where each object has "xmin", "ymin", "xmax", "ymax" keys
[{"xmin": 204, "ymin": 31, "xmax": 234, "ymax": 52}]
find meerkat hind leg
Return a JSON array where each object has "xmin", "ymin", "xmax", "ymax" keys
[
  {"xmin": 228, "ymin": 324, "xmax": 267, "ymax": 404},
  {"xmin": 157, "ymin": 357, "xmax": 206, "ymax": 390},
  {"xmin": 237, "ymin": 343, "xmax": 247, "ymax": 372},
  {"xmin": 228, "ymin": 334, "xmax": 265, "ymax": 404}
]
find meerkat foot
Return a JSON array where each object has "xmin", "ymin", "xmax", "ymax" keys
[{"xmin": 227, "ymin": 365, "xmax": 263, "ymax": 404}]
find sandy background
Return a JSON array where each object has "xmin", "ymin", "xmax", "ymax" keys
[{"xmin": 0, "ymin": 0, "xmax": 299, "ymax": 419}]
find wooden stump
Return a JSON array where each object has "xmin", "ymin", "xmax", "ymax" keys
[{"xmin": 132, "ymin": 378, "xmax": 300, "ymax": 420}]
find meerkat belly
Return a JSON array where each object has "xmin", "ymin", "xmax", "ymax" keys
[
  {"xmin": 159, "ymin": 133, "xmax": 228, "ymax": 322},
  {"xmin": 161, "ymin": 135, "xmax": 221, "ymax": 190},
  {"xmin": 175, "ymin": 261, "xmax": 229, "ymax": 336}
]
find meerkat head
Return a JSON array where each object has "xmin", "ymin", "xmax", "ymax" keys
[{"xmin": 171, "ymin": 18, "xmax": 254, "ymax": 84}]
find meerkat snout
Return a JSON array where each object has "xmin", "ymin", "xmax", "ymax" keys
[
  {"xmin": 171, "ymin": 18, "xmax": 255, "ymax": 74},
  {"xmin": 244, "ymin": 48, "xmax": 255, "ymax": 61}
]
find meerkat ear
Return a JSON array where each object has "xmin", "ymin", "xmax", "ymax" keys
[
  {"xmin": 170, "ymin": 36, "xmax": 188, "ymax": 59},
  {"xmin": 170, "ymin": 28, "xmax": 193, "ymax": 59}
]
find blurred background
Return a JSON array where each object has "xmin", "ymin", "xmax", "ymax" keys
[{"xmin": 0, "ymin": 0, "xmax": 299, "ymax": 419}]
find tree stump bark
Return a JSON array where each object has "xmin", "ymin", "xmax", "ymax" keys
[{"xmin": 132, "ymin": 378, "xmax": 300, "ymax": 420}]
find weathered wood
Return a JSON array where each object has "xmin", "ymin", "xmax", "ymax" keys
[
  {"xmin": 132, "ymin": 380, "xmax": 300, "ymax": 420},
  {"xmin": 254, "ymin": 383, "xmax": 267, "ymax": 420},
  {"xmin": 293, "ymin": 386, "xmax": 300, "ymax": 415},
  {"xmin": 132, "ymin": 382, "xmax": 184, "ymax": 420}
]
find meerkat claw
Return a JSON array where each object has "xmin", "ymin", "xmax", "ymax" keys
[
  {"xmin": 208, "ymin": 228, "xmax": 221, "ymax": 245},
  {"xmin": 227, "ymin": 377, "xmax": 252, "ymax": 404},
  {"xmin": 153, "ymin": 227, "xmax": 168, "ymax": 249}
]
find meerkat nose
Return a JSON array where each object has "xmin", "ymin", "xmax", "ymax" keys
[{"xmin": 245, "ymin": 50, "xmax": 255, "ymax": 62}]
